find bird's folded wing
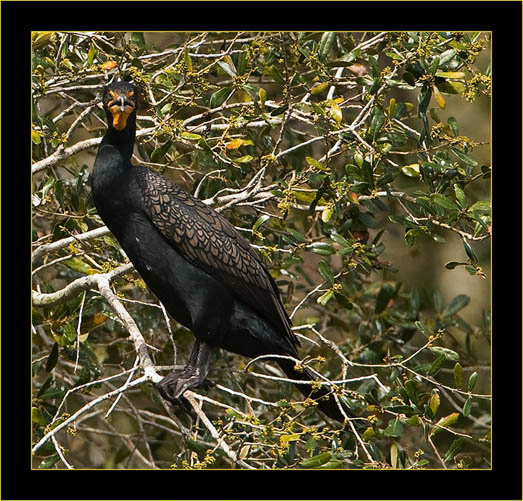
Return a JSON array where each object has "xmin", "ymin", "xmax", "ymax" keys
[{"xmin": 137, "ymin": 167, "xmax": 298, "ymax": 346}]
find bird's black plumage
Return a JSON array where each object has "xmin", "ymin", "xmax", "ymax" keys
[{"xmin": 91, "ymin": 81, "xmax": 352, "ymax": 422}]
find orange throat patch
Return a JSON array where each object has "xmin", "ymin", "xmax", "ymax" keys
[{"xmin": 109, "ymin": 106, "xmax": 132, "ymax": 131}]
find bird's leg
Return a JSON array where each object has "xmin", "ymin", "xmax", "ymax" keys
[{"xmin": 156, "ymin": 340, "xmax": 214, "ymax": 409}]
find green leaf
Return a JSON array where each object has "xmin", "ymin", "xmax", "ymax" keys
[
  {"xmin": 39, "ymin": 386, "xmax": 66, "ymax": 401},
  {"xmin": 266, "ymin": 64, "xmax": 285, "ymax": 85},
  {"xmin": 430, "ymin": 193, "xmax": 459, "ymax": 211},
  {"xmin": 317, "ymin": 460, "xmax": 342, "ymax": 469},
  {"xmin": 463, "ymin": 396, "xmax": 473, "ymax": 417},
  {"xmin": 438, "ymin": 48, "xmax": 457, "ymax": 66},
  {"xmin": 45, "ymin": 343, "xmax": 59, "ymax": 372},
  {"xmin": 445, "ymin": 261, "xmax": 468, "ymax": 270},
  {"xmin": 467, "ymin": 201, "xmax": 491, "ymax": 214},
  {"xmin": 39, "ymin": 454, "xmax": 60, "ymax": 469},
  {"xmin": 453, "ymin": 362, "xmax": 464, "ymax": 388},
  {"xmin": 369, "ymin": 108, "xmax": 385, "ymax": 139},
  {"xmin": 442, "ymin": 294, "xmax": 470, "ymax": 317},
  {"xmin": 468, "ymin": 371, "xmax": 478, "ymax": 392},
  {"xmin": 318, "ymin": 260, "xmax": 334, "ymax": 285},
  {"xmin": 367, "ymin": 55, "xmax": 380, "ymax": 77},
  {"xmin": 300, "ymin": 452, "xmax": 331, "ymax": 468},
  {"xmin": 429, "ymin": 346, "xmax": 459, "ymax": 361},
  {"xmin": 306, "ymin": 242, "xmax": 335, "ymax": 256},
  {"xmin": 451, "ymin": 147, "xmax": 478, "ymax": 167},
  {"xmin": 447, "ymin": 116, "xmax": 459, "ymax": 136},
  {"xmin": 462, "ymin": 239, "xmax": 478, "ymax": 265},
  {"xmin": 358, "ymin": 210, "xmax": 378, "ymax": 228},
  {"xmin": 404, "ymin": 379, "xmax": 418, "ymax": 405},
  {"xmin": 334, "ymin": 292, "xmax": 353, "ymax": 310},
  {"xmin": 444, "ymin": 437, "xmax": 465, "ymax": 463},
  {"xmin": 130, "ymin": 32, "xmax": 145, "ymax": 48},
  {"xmin": 209, "ymin": 87, "xmax": 233, "ymax": 108},
  {"xmin": 330, "ymin": 231, "xmax": 352, "ymax": 248},
  {"xmin": 389, "ymin": 214, "xmax": 418, "ymax": 229},
  {"xmin": 150, "ymin": 139, "xmax": 172, "ymax": 163},
  {"xmin": 217, "ymin": 58, "xmax": 237, "ymax": 77},
  {"xmin": 319, "ymin": 32, "xmax": 336, "ymax": 60},
  {"xmin": 385, "ymin": 405, "xmax": 418, "ymax": 417},
  {"xmin": 428, "ymin": 353, "xmax": 446, "ymax": 376},
  {"xmin": 415, "ymin": 320, "xmax": 430, "ymax": 335},
  {"xmin": 252, "ymin": 215, "xmax": 270, "ymax": 232},
  {"xmin": 383, "ymin": 417, "xmax": 403, "ymax": 437},
  {"xmin": 287, "ymin": 228, "xmax": 308, "ymax": 243},
  {"xmin": 454, "ymin": 184, "xmax": 466, "ymax": 208},
  {"xmin": 418, "ymin": 84, "xmax": 432, "ymax": 116}
]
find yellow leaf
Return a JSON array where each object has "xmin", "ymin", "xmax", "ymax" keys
[
  {"xmin": 348, "ymin": 191, "xmax": 359, "ymax": 204},
  {"xmin": 433, "ymin": 84, "xmax": 446, "ymax": 109},
  {"xmin": 184, "ymin": 49, "xmax": 193, "ymax": 73},
  {"xmin": 258, "ymin": 87, "xmax": 266, "ymax": 106},
  {"xmin": 390, "ymin": 443, "xmax": 399, "ymax": 468},
  {"xmin": 101, "ymin": 60, "xmax": 117, "ymax": 71},
  {"xmin": 321, "ymin": 205, "xmax": 334, "ymax": 223},
  {"xmin": 430, "ymin": 412, "xmax": 459, "ymax": 436},
  {"xmin": 305, "ymin": 156, "xmax": 329, "ymax": 172},
  {"xmin": 429, "ymin": 391, "xmax": 440, "ymax": 416},
  {"xmin": 32, "ymin": 31, "xmax": 55, "ymax": 49},
  {"xmin": 32, "ymin": 129, "xmax": 43, "ymax": 145},
  {"xmin": 280, "ymin": 433, "xmax": 300, "ymax": 444},
  {"xmin": 311, "ymin": 82, "xmax": 329, "ymax": 95},
  {"xmin": 329, "ymin": 103, "xmax": 342, "ymax": 126},
  {"xmin": 388, "ymin": 97, "xmax": 396, "ymax": 118},
  {"xmin": 225, "ymin": 138, "xmax": 254, "ymax": 150},
  {"xmin": 362, "ymin": 427, "xmax": 375, "ymax": 441},
  {"xmin": 401, "ymin": 163, "xmax": 420, "ymax": 178},
  {"xmin": 232, "ymin": 154, "xmax": 253, "ymax": 163},
  {"xmin": 179, "ymin": 131, "xmax": 202, "ymax": 140},
  {"xmin": 435, "ymin": 71, "xmax": 465, "ymax": 79}
]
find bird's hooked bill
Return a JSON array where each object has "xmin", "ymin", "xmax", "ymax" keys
[{"xmin": 107, "ymin": 89, "xmax": 135, "ymax": 131}]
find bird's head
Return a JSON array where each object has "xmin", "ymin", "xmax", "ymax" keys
[{"xmin": 102, "ymin": 82, "xmax": 139, "ymax": 131}]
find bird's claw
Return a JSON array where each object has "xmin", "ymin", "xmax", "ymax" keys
[{"xmin": 156, "ymin": 370, "xmax": 213, "ymax": 413}]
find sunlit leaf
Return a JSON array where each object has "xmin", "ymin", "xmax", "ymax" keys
[{"xmin": 430, "ymin": 412, "xmax": 459, "ymax": 436}]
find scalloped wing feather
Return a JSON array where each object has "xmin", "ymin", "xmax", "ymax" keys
[{"xmin": 136, "ymin": 167, "xmax": 298, "ymax": 347}]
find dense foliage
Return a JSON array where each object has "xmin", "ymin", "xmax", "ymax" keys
[{"xmin": 32, "ymin": 31, "xmax": 491, "ymax": 469}]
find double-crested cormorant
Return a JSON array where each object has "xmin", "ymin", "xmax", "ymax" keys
[{"xmin": 92, "ymin": 81, "xmax": 351, "ymax": 422}]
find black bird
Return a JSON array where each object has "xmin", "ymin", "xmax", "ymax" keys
[{"xmin": 92, "ymin": 81, "xmax": 351, "ymax": 422}]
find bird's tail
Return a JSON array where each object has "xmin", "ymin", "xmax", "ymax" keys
[{"xmin": 276, "ymin": 359, "xmax": 354, "ymax": 423}]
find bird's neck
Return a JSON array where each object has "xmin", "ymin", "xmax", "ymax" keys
[{"xmin": 101, "ymin": 111, "xmax": 136, "ymax": 162}]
